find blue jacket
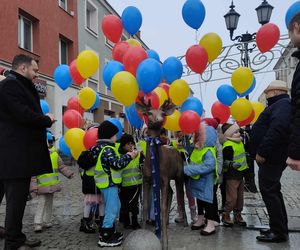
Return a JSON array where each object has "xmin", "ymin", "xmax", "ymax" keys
[{"xmin": 184, "ymin": 126, "xmax": 217, "ymax": 203}]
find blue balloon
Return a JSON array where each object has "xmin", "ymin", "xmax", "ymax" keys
[
  {"xmin": 136, "ymin": 58, "xmax": 163, "ymax": 93},
  {"xmin": 162, "ymin": 57, "xmax": 183, "ymax": 84},
  {"xmin": 40, "ymin": 99, "xmax": 50, "ymax": 114},
  {"xmin": 181, "ymin": 97, "xmax": 203, "ymax": 116},
  {"xmin": 90, "ymin": 93, "xmax": 100, "ymax": 110},
  {"xmin": 125, "ymin": 104, "xmax": 144, "ymax": 129},
  {"xmin": 121, "ymin": 6, "xmax": 143, "ymax": 35},
  {"xmin": 103, "ymin": 61, "xmax": 124, "ymax": 90},
  {"xmin": 285, "ymin": 1, "xmax": 300, "ymax": 29},
  {"xmin": 182, "ymin": 0, "xmax": 206, "ymax": 30},
  {"xmin": 53, "ymin": 64, "xmax": 72, "ymax": 90},
  {"xmin": 147, "ymin": 49, "xmax": 160, "ymax": 62},
  {"xmin": 59, "ymin": 136, "xmax": 72, "ymax": 157},
  {"xmin": 238, "ymin": 77, "xmax": 256, "ymax": 97},
  {"xmin": 217, "ymin": 85, "xmax": 237, "ymax": 106},
  {"xmin": 108, "ymin": 118, "xmax": 123, "ymax": 140}
]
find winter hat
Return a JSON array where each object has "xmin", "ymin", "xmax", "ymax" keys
[
  {"xmin": 264, "ymin": 80, "xmax": 288, "ymax": 93},
  {"xmin": 120, "ymin": 133, "xmax": 135, "ymax": 149},
  {"xmin": 202, "ymin": 118, "xmax": 219, "ymax": 129},
  {"xmin": 286, "ymin": 1, "xmax": 300, "ymax": 29},
  {"xmin": 220, "ymin": 123, "xmax": 240, "ymax": 144},
  {"xmin": 98, "ymin": 120, "xmax": 119, "ymax": 139}
]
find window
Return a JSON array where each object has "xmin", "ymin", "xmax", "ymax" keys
[
  {"xmin": 86, "ymin": 0, "xmax": 98, "ymax": 36},
  {"xmin": 18, "ymin": 15, "xmax": 32, "ymax": 51},
  {"xmin": 59, "ymin": 39, "xmax": 68, "ymax": 64},
  {"xmin": 59, "ymin": 0, "xmax": 67, "ymax": 10}
]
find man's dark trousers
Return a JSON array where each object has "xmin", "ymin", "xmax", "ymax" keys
[{"xmin": 258, "ymin": 162, "xmax": 288, "ymax": 239}]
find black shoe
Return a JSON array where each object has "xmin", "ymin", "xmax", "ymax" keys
[
  {"xmin": 24, "ymin": 239, "xmax": 42, "ymax": 247},
  {"xmin": 256, "ymin": 232, "xmax": 287, "ymax": 243},
  {"xmin": 113, "ymin": 231, "xmax": 124, "ymax": 241},
  {"xmin": 79, "ymin": 218, "xmax": 95, "ymax": 233},
  {"xmin": 98, "ymin": 228, "xmax": 122, "ymax": 247},
  {"xmin": 260, "ymin": 228, "xmax": 270, "ymax": 235}
]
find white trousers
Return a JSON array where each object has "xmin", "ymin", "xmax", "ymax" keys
[{"xmin": 34, "ymin": 193, "xmax": 54, "ymax": 225}]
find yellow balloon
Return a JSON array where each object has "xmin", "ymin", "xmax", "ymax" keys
[
  {"xmin": 71, "ymin": 148, "xmax": 83, "ymax": 160},
  {"xmin": 64, "ymin": 128, "xmax": 86, "ymax": 153},
  {"xmin": 153, "ymin": 87, "xmax": 168, "ymax": 107},
  {"xmin": 251, "ymin": 101, "xmax": 265, "ymax": 123},
  {"xmin": 76, "ymin": 50, "xmax": 99, "ymax": 78},
  {"xmin": 126, "ymin": 38, "xmax": 141, "ymax": 47},
  {"xmin": 231, "ymin": 67, "xmax": 254, "ymax": 94},
  {"xmin": 199, "ymin": 32, "xmax": 223, "ymax": 63},
  {"xmin": 230, "ymin": 98, "xmax": 253, "ymax": 121},
  {"xmin": 78, "ymin": 87, "xmax": 96, "ymax": 110},
  {"xmin": 169, "ymin": 79, "xmax": 190, "ymax": 105},
  {"xmin": 111, "ymin": 71, "xmax": 139, "ymax": 107},
  {"xmin": 164, "ymin": 110, "xmax": 181, "ymax": 131}
]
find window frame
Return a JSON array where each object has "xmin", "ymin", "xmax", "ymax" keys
[
  {"xmin": 59, "ymin": 38, "xmax": 68, "ymax": 65},
  {"xmin": 85, "ymin": 0, "xmax": 98, "ymax": 37},
  {"xmin": 58, "ymin": 0, "xmax": 67, "ymax": 11},
  {"xmin": 18, "ymin": 15, "xmax": 33, "ymax": 52}
]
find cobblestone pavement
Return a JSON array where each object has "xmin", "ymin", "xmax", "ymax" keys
[{"xmin": 1, "ymin": 164, "xmax": 300, "ymax": 250}]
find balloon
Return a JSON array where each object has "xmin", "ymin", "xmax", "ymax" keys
[
  {"xmin": 126, "ymin": 38, "xmax": 141, "ymax": 47},
  {"xmin": 144, "ymin": 91, "xmax": 160, "ymax": 109},
  {"xmin": 179, "ymin": 110, "xmax": 201, "ymax": 134},
  {"xmin": 181, "ymin": 97, "xmax": 203, "ymax": 117},
  {"xmin": 169, "ymin": 79, "xmax": 190, "ymax": 105},
  {"xmin": 230, "ymin": 98, "xmax": 253, "ymax": 121},
  {"xmin": 90, "ymin": 93, "xmax": 100, "ymax": 111},
  {"xmin": 238, "ymin": 77, "xmax": 256, "ymax": 97},
  {"xmin": 153, "ymin": 87, "xmax": 168, "ymax": 108},
  {"xmin": 64, "ymin": 128, "xmax": 86, "ymax": 153},
  {"xmin": 159, "ymin": 82, "xmax": 170, "ymax": 95},
  {"xmin": 111, "ymin": 71, "xmax": 139, "ymax": 106},
  {"xmin": 285, "ymin": 1, "xmax": 300, "ymax": 29},
  {"xmin": 108, "ymin": 118, "xmax": 123, "ymax": 140},
  {"xmin": 123, "ymin": 46, "xmax": 148, "ymax": 76},
  {"xmin": 251, "ymin": 101, "xmax": 265, "ymax": 123},
  {"xmin": 76, "ymin": 50, "xmax": 99, "ymax": 78},
  {"xmin": 63, "ymin": 109, "xmax": 83, "ymax": 129},
  {"xmin": 59, "ymin": 136, "xmax": 72, "ymax": 157},
  {"xmin": 53, "ymin": 64, "xmax": 72, "ymax": 90},
  {"xmin": 162, "ymin": 57, "xmax": 183, "ymax": 84},
  {"xmin": 103, "ymin": 61, "xmax": 124, "ymax": 89},
  {"xmin": 199, "ymin": 32, "xmax": 222, "ymax": 62},
  {"xmin": 147, "ymin": 49, "xmax": 160, "ymax": 62},
  {"xmin": 125, "ymin": 103, "xmax": 144, "ymax": 129},
  {"xmin": 164, "ymin": 110, "xmax": 181, "ymax": 131},
  {"xmin": 78, "ymin": 87, "xmax": 96, "ymax": 110},
  {"xmin": 256, "ymin": 23, "xmax": 280, "ymax": 53},
  {"xmin": 216, "ymin": 85, "xmax": 237, "ymax": 106},
  {"xmin": 71, "ymin": 148, "xmax": 83, "ymax": 160},
  {"xmin": 186, "ymin": 45, "xmax": 208, "ymax": 74},
  {"xmin": 121, "ymin": 6, "xmax": 142, "ymax": 35},
  {"xmin": 136, "ymin": 58, "xmax": 162, "ymax": 93},
  {"xmin": 182, "ymin": 0, "xmax": 206, "ymax": 30},
  {"xmin": 83, "ymin": 127, "xmax": 98, "ymax": 149},
  {"xmin": 40, "ymin": 99, "xmax": 50, "ymax": 114},
  {"xmin": 211, "ymin": 101, "xmax": 230, "ymax": 124},
  {"xmin": 237, "ymin": 110, "xmax": 255, "ymax": 127},
  {"xmin": 231, "ymin": 67, "xmax": 254, "ymax": 94},
  {"xmin": 69, "ymin": 60, "xmax": 86, "ymax": 86},
  {"xmin": 67, "ymin": 96, "xmax": 85, "ymax": 115},
  {"xmin": 101, "ymin": 15, "xmax": 123, "ymax": 43},
  {"xmin": 112, "ymin": 41, "xmax": 130, "ymax": 63}
]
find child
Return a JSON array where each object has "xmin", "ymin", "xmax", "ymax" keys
[
  {"xmin": 184, "ymin": 124, "xmax": 218, "ymax": 236},
  {"xmin": 118, "ymin": 134, "xmax": 143, "ymax": 230},
  {"xmin": 78, "ymin": 120, "xmax": 137, "ymax": 247},
  {"xmin": 220, "ymin": 123, "xmax": 248, "ymax": 227},
  {"xmin": 31, "ymin": 132, "xmax": 74, "ymax": 233}
]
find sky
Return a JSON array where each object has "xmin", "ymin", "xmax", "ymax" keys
[{"xmin": 106, "ymin": 0, "xmax": 295, "ymax": 114}]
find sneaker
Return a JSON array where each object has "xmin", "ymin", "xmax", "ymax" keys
[
  {"xmin": 98, "ymin": 230, "xmax": 122, "ymax": 247},
  {"xmin": 234, "ymin": 213, "xmax": 247, "ymax": 226},
  {"xmin": 113, "ymin": 231, "xmax": 124, "ymax": 241},
  {"xmin": 200, "ymin": 220, "xmax": 216, "ymax": 236},
  {"xmin": 222, "ymin": 213, "xmax": 233, "ymax": 227},
  {"xmin": 191, "ymin": 215, "xmax": 205, "ymax": 230},
  {"xmin": 34, "ymin": 224, "xmax": 42, "ymax": 233}
]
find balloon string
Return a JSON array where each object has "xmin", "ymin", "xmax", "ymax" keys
[{"xmin": 195, "ymin": 30, "xmax": 199, "ymax": 44}]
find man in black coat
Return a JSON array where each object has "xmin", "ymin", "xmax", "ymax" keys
[
  {"xmin": 250, "ymin": 80, "xmax": 290, "ymax": 243},
  {"xmin": 0, "ymin": 54, "xmax": 55, "ymax": 250}
]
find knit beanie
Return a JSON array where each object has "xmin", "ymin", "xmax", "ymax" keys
[
  {"xmin": 120, "ymin": 133, "xmax": 135, "ymax": 148},
  {"xmin": 98, "ymin": 120, "xmax": 119, "ymax": 139},
  {"xmin": 220, "ymin": 123, "xmax": 240, "ymax": 144}
]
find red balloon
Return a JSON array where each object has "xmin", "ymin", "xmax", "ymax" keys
[
  {"xmin": 237, "ymin": 110, "xmax": 255, "ymax": 127},
  {"xmin": 186, "ymin": 45, "xmax": 208, "ymax": 74},
  {"xmin": 63, "ymin": 109, "xmax": 83, "ymax": 129},
  {"xmin": 123, "ymin": 46, "xmax": 148, "ymax": 76},
  {"xmin": 144, "ymin": 91, "xmax": 160, "ymax": 109},
  {"xmin": 112, "ymin": 41, "xmax": 130, "ymax": 63},
  {"xmin": 83, "ymin": 127, "xmax": 98, "ymax": 149},
  {"xmin": 69, "ymin": 60, "xmax": 86, "ymax": 86},
  {"xmin": 101, "ymin": 15, "xmax": 123, "ymax": 43},
  {"xmin": 211, "ymin": 101, "xmax": 230, "ymax": 124},
  {"xmin": 159, "ymin": 82, "xmax": 170, "ymax": 96},
  {"xmin": 256, "ymin": 23, "xmax": 280, "ymax": 53},
  {"xmin": 179, "ymin": 110, "xmax": 201, "ymax": 134},
  {"xmin": 67, "ymin": 96, "xmax": 85, "ymax": 115}
]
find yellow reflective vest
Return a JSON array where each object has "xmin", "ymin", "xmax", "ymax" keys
[
  {"xmin": 94, "ymin": 146, "xmax": 122, "ymax": 189},
  {"xmin": 80, "ymin": 167, "xmax": 95, "ymax": 177},
  {"xmin": 137, "ymin": 139, "xmax": 147, "ymax": 156},
  {"xmin": 37, "ymin": 147, "xmax": 60, "ymax": 188},
  {"xmin": 121, "ymin": 153, "xmax": 142, "ymax": 187},
  {"xmin": 222, "ymin": 140, "xmax": 248, "ymax": 171},
  {"xmin": 171, "ymin": 140, "xmax": 187, "ymax": 154}
]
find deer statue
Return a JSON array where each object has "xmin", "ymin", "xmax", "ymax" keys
[{"xmin": 136, "ymin": 98, "xmax": 188, "ymax": 250}]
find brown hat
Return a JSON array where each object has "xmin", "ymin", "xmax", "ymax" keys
[{"xmin": 264, "ymin": 80, "xmax": 288, "ymax": 93}]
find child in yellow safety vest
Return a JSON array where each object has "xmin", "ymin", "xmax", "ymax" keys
[{"xmin": 30, "ymin": 132, "xmax": 74, "ymax": 233}]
